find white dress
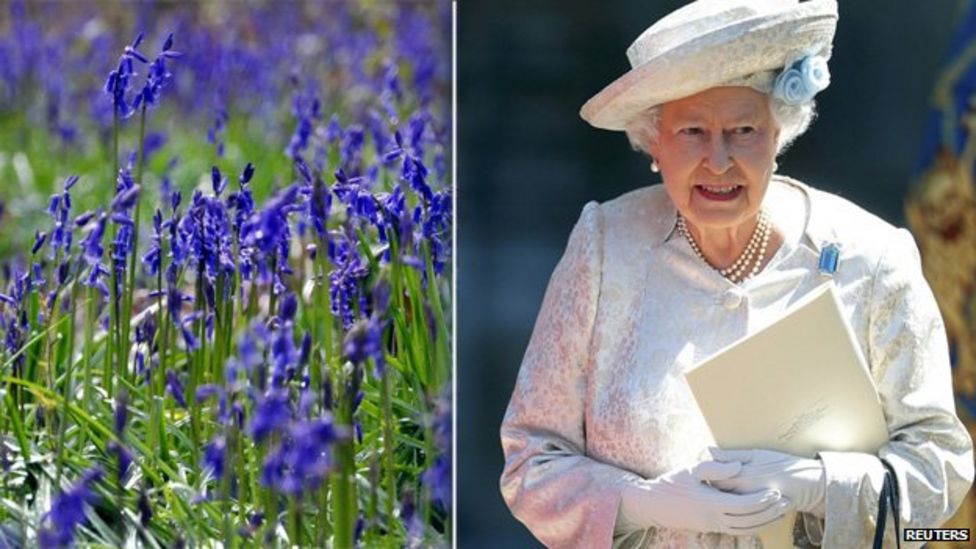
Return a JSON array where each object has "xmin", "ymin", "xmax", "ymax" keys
[{"xmin": 499, "ymin": 177, "xmax": 974, "ymax": 548}]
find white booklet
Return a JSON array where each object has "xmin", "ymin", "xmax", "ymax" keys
[{"xmin": 684, "ymin": 281, "xmax": 889, "ymax": 547}]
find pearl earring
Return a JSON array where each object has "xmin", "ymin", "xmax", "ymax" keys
[
  {"xmin": 772, "ymin": 161, "xmax": 779, "ymax": 173},
  {"xmin": 651, "ymin": 159, "xmax": 660, "ymax": 173}
]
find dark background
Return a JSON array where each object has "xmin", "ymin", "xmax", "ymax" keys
[{"xmin": 458, "ymin": 1, "xmax": 967, "ymax": 546}]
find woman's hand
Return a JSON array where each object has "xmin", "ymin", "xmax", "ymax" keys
[
  {"xmin": 619, "ymin": 461, "xmax": 791, "ymax": 535},
  {"xmin": 698, "ymin": 448, "xmax": 826, "ymax": 518}
]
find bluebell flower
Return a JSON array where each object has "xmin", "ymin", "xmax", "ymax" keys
[
  {"xmin": 166, "ymin": 370, "xmax": 187, "ymax": 409},
  {"xmin": 278, "ymin": 292, "xmax": 297, "ymax": 323},
  {"xmin": 340, "ymin": 124, "xmax": 364, "ymax": 174},
  {"xmin": 38, "ymin": 466, "xmax": 103, "ymax": 548},
  {"xmin": 284, "ymin": 82, "xmax": 320, "ymax": 160},
  {"xmin": 203, "ymin": 435, "xmax": 226, "ymax": 480},
  {"xmin": 270, "ymin": 327, "xmax": 298, "ymax": 388},
  {"xmin": 134, "ymin": 33, "xmax": 180, "ymax": 111},
  {"xmin": 422, "ymin": 385, "xmax": 452, "ymax": 509},
  {"xmin": 31, "ymin": 231, "xmax": 47, "ymax": 255},
  {"xmin": 195, "ymin": 384, "xmax": 222, "ymax": 403},
  {"xmin": 110, "ymin": 184, "xmax": 140, "ymax": 212},
  {"xmin": 114, "ymin": 390, "xmax": 129, "ymax": 437},
  {"xmin": 211, "ymin": 166, "xmax": 227, "ymax": 197},
  {"xmin": 237, "ymin": 319, "xmax": 269, "ymax": 372},
  {"xmin": 399, "ymin": 489, "xmax": 425, "ymax": 548},
  {"xmin": 248, "ymin": 389, "xmax": 291, "ymax": 444},
  {"xmin": 309, "ymin": 175, "xmax": 331, "ymax": 239},
  {"xmin": 74, "ymin": 210, "xmax": 95, "ymax": 228},
  {"xmin": 240, "ymin": 162, "xmax": 255, "ymax": 185},
  {"xmin": 299, "ymin": 331, "xmax": 312, "ymax": 368},
  {"xmin": 325, "ymin": 114, "xmax": 342, "ymax": 144},
  {"xmin": 207, "ymin": 103, "xmax": 229, "ymax": 157},
  {"xmin": 107, "ymin": 440, "xmax": 132, "ymax": 484},
  {"xmin": 343, "ymin": 317, "xmax": 383, "ymax": 372},
  {"xmin": 260, "ymin": 417, "xmax": 338, "ymax": 496},
  {"xmin": 56, "ymin": 261, "xmax": 70, "ymax": 287},
  {"xmin": 142, "ymin": 209, "xmax": 163, "ymax": 275},
  {"xmin": 105, "ymin": 34, "xmax": 147, "ymax": 119},
  {"xmin": 402, "ymin": 155, "xmax": 433, "ymax": 203}
]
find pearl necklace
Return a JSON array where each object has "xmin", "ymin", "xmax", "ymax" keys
[{"xmin": 677, "ymin": 210, "xmax": 771, "ymax": 284}]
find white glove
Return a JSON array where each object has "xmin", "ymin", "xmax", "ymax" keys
[
  {"xmin": 700, "ymin": 448, "xmax": 826, "ymax": 518},
  {"xmin": 619, "ymin": 461, "xmax": 791, "ymax": 535}
]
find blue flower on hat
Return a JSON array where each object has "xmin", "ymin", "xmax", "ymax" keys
[{"xmin": 772, "ymin": 54, "xmax": 830, "ymax": 106}]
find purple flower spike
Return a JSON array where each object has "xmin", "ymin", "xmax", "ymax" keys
[{"xmin": 162, "ymin": 32, "xmax": 174, "ymax": 52}]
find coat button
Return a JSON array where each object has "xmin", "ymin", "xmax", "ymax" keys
[{"xmin": 722, "ymin": 290, "xmax": 743, "ymax": 310}]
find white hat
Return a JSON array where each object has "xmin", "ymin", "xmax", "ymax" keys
[{"xmin": 580, "ymin": 0, "xmax": 839, "ymax": 131}]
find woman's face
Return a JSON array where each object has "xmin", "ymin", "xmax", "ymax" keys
[{"xmin": 648, "ymin": 87, "xmax": 779, "ymax": 232}]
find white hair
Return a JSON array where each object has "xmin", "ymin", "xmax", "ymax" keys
[{"xmin": 623, "ymin": 93, "xmax": 817, "ymax": 157}]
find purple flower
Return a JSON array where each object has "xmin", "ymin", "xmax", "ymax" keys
[
  {"xmin": 343, "ymin": 317, "xmax": 383, "ymax": 370},
  {"xmin": 110, "ymin": 184, "xmax": 140, "ymax": 212},
  {"xmin": 278, "ymin": 292, "xmax": 297, "ymax": 323},
  {"xmin": 240, "ymin": 162, "xmax": 255, "ymax": 185},
  {"xmin": 402, "ymin": 155, "xmax": 433, "ymax": 202},
  {"xmin": 309, "ymin": 175, "xmax": 331, "ymax": 239},
  {"xmin": 211, "ymin": 166, "xmax": 227, "ymax": 197},
  {"xmin": 248, "ymin": 390, "xmax": 291, "ymax": 443},
  {"xmin": 142, "ymin": 209, "xmax": 163, "ymax": 275},
  {"xmin": 134, "ymin": 34, "xmax": 180, "ymax": 111},
  {"xmin": 166, "ymin": 370, "xmax": 187, "ymax": 408},
  {"xmin": 114, "ymin": 390, "xmax": 129, "ymax": 437},
  {"xmin": 38, "ymin": 466, "xmax": 103, "ymax": 548},
  {"xmin": 74, "ymin": 210, "xmax": 95, "ymax": 228},
  {"xmin": 107, "ymin": 440, "xmax": 133, "ymax": 484},
  {"xmin": 284, "ymin": 82, "xmax": 320, "ymax": 160},
  {"xmin": 31, "ymin": 230, "xmax": 47, "ymax": 255},
  {"xmin": 203, "ymin": 436, "xmax": 227, "ymax": 480},
  {"xmin": 105, "ymin": 34, "xmax": 146, "ymax": 119},
  {"xmin": 299, "ymin": 331, "xmax": 312, "ymax": 368},
  {"xmin": 260, "ymin": 418, "xmax": 339, "ymax": 496},
  {"xmin": 422, "ymin": 385, "xmax": 452, "ymax": 509}
]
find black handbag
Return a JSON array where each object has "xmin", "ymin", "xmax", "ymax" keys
[{"xmin": 872, "ymin": 461, "xmax": 901, "ymax": 549}]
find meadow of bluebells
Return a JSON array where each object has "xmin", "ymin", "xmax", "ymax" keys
[{"xmin": 0, "ymin": 2, "xmax": 452, "ymax": 547}]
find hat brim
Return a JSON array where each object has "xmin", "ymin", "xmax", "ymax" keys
[{"xmin": 580, "ymin": 3, "xmax": 838, "ymax": 131}]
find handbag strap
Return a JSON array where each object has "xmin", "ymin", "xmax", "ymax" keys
[{"xmin": 871, "ymin": 461, "xmax": 901, "ymax": 549}]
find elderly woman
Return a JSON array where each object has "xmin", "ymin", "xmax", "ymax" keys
[{"xmin": 498, "ymin": 1, "xmax": 974, "ymax": 547}]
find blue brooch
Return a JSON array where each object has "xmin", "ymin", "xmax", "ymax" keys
[{"xmin": 818, "ymin": 243, "xmax": 840, "ymax": 275}]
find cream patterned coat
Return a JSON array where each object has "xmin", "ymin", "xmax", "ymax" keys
[{"xmin": 499, "ymin": 177, "xmax": 974, "ymax": 548}]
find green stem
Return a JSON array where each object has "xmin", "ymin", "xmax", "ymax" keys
[
  {"xmin": 380, "ymin": 361, "xmax": 397, "ymax": 535},
  {"xmin": 54, "ymin": 280, "xmax": 78, "ymax": 488},
  {"xmin": 81, "ymin": 287, "xmax": 95, "ymax": 449},
  {"xmin": 332, "ymin": 380, "xmax": 358, "ymax": 548}
]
